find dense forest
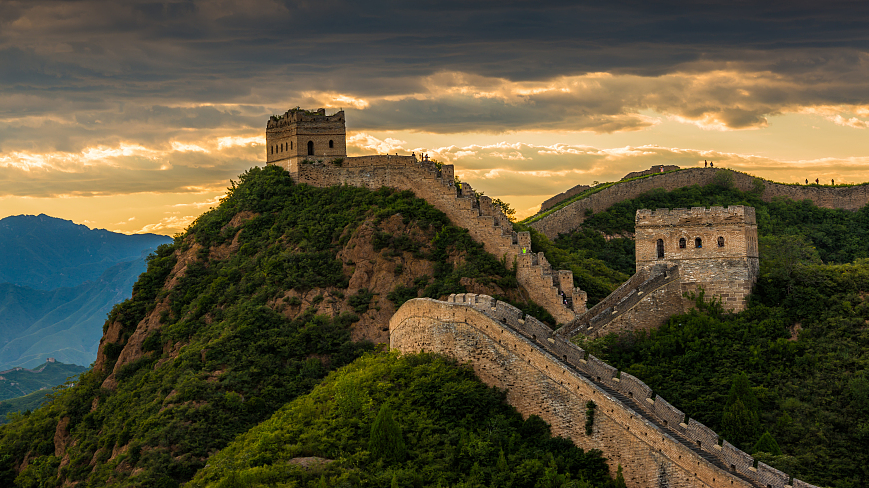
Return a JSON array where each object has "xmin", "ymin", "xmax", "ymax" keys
[
  {"xmin": 551, "ymin": 174, "xmax": 869, "ymax": 488},
  {"xmin": 0, "ymin": 166, "xmax": 576, "ymax": 487}
]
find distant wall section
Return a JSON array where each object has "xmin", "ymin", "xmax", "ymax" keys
[{"xmin": 529, "ymin": 168, "xmax": 869, "ymax": 240}]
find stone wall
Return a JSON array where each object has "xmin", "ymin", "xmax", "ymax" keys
[
  {"xmin": 266, "ymin": 108, "xmax": 347, "ymax": 168},
  {"xmin": 270, "ymin": 155, "xmax": 584, "ymax": 323},
  {"xmin": 622, "ymin": 165, "xmax": 682, "ymax": 180},
  {"xmin": 390, "ymin": 294, "xmax": 822, "ymax": 488},
  {"xmin": 559, "ymin": 264, "xmax": 684, "ymax": 338},
  {"xmin": 539, "ymin": 183, "xmax": 592, "ymax": 213},
  {"xmin": 529, "ymin": 168, "xmax": 869, "ymax": 240},
  {"xmin": 635, "ymin": 206, "xmax": 759, "ymax": 313}
]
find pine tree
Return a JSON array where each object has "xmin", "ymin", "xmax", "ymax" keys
[
  {"xmin": 753, "ymin": 431, "xmax": 783, "ymax": 455},
  {"xmin": 369, "ymin": 403, "xmax": 406, "ymax": 462},
  {"xmin": 721, "ymin": 373, "xmax": 761, "ymax": 448}
]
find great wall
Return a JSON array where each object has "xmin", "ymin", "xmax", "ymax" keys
[
  {"xmin": 389, "ymin": 294, "xmax": 819, "ymax": 488},
  {"xmin": 526, "ymin": 166, "xmax": 869, "ymax": 240},
  {"xmin": 265, "ymin": 108, "xmax": 858, "ymax": 488}
]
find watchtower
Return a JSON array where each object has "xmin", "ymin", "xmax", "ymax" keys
[
  {"xmin": 635, "ymin": 206, "xmax": 759, "ymax": 312},
  {"xmin": 266, "ymin": 108, "xmax": 347, "ymax": 172}
]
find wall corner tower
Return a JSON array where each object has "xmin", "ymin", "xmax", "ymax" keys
[{"xmin": 635, "ymin": 206, "xmax": 759, "ymax": 312}]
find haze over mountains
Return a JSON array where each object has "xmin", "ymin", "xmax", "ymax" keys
[{"xmin": 0, "ymin": 215, "xmax": 172, "ymax": 369}]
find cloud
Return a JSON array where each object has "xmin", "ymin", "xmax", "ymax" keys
[{"xmin": 132, "ymin": 215, "xmax": 197, "ymax": 235}]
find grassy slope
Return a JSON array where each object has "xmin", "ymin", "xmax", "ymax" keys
[{"xmin": 0, "ymin": 391, "xmax": 54, "ymax": 426}]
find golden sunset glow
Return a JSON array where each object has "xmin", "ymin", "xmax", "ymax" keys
[{"xmin": 2, "ymin": 2, "xmax": 868, "ymax": 234}]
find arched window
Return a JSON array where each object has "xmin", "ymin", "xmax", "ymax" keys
[
  {"xmin": 290, "ymin": 141, "xmax": 293, "ymax": 150},
  {"xmin": 679, "ymin": 237, "xmax": 686, "ymax": 249},
  {"xmin": 270, "ymin": 146, "xmax": 273, "ymax": 155},
  {"xmin": 329, "ymin": 139, "xmax": 334, "ymax": 148},
  {"xmin": 695, "ymin": 237, "xmax": 702, "ymax": 248},
  {"xmin": 307, "ymin": 141, "xmax": 314, "ymax": 155},
  {"xmin": 718, "ymin": 236, "xmax": 725, "ymax": 247},
  {"xmin": 656, "ymin": 239, "xmax": 664, "ymax": 258}
]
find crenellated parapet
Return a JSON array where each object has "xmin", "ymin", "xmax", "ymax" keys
[
  {"xmin": 390, "ymin": 294, "xmax": 822, "ymax": 488},
  {"xmin": 265, "ymin": 109, "xmax": 584, "ymax": 323}
]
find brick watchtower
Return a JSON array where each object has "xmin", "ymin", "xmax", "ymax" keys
[
  {"xmin": 266, "ymin": 108, "xmax": 347, "ymax": 172},
  {"xmin": 635, "ymin": 206, "xmax": 759, "ymax": 312}
]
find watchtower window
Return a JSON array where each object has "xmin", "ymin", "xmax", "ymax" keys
[
  {"xmin": 290, "ymin": 141, "xmax": 293, "ymax": 150},
  {"xmin": 656, "ymin": 239, "xmax": 664, "ymax": 258},
  {"xmin": 695, "ymin": 237, "xmax": 702, "ymax": 248},
  {"xmin": 679, "ymin": 237, "xmax": 686, "ymax": 249},
  {"xmin": 270, "ymin": 146, "xmax": 273, "ymax": 155},
  {"xmin": 307, "ymin": 141, "xmax": 314, "ymax": 155},
  {"xmin": 329, "ymin": 139, "xmax": 334, "ymax": 148},
  {"xmin": 718, "ymin": 236, "xmax": 725, "ymax": 247}
]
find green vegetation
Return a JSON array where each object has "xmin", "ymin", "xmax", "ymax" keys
[
  {"xmin": 0, "ymin": 165, "xmax": 544, "ymax": 487},
  {"xmin": 0, "ymin": 362, "xmax": 86, "ymax": 402},
  {"xmin": 514, "ymin": 225, "xmax": 631, "ymax": 306},
  {"xmin": 189, "ymin": 352, "xmax": 616, "ymax": 488},
  {"xmin": 0, "ymin": 391, "xmax": 53, "ymax": 426},
  {"xmin": 570, "ymin": 182, "xmax": 869, "ymax": 487},
  {"xmin": 521, "ymin": 169, "xmax": 684, "ymax": 224}
]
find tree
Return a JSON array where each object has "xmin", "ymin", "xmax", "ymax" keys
[
  {"xmin": 721, "ymin": 373, "xmax": 760, "ymax": 449},
  {"xmin": 369, "ymin": 403, "xmax": 406, "ymax": 462},
  {"xmin": 753, "ymin": 431, "xmax": 782, "ymax": 456}
]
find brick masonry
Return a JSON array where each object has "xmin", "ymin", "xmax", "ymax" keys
[
  {"xmin": 528, "ymin": 167, "xmax": 869, "ymax": 240},
  {"xmin": 264, "ymin": 109, "xmax": 584, "ymax": 323},
  {"xmin": 635, "ymin": 206, "xmax": 759, "ymax": 313},
  {"xmin": 390, "ymin": 294, "xmax": 821, "ymax": 488}
]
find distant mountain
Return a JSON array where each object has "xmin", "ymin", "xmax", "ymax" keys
[
  {"xmin": 0, "ymin": 258, "xmax": 156, "ymax": 370},
  {"xmin": 0, "ymin": 214, "xmax": 171, "ymax": 290},
  {"xmin": 0, "ymin": 360, "xmax": 86, "ymax": 402}
]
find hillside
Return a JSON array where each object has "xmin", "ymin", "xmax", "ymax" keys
[
  {"xmin": 0, "ymin": 361, "xmax": 86, "ymax": 403},
  {"xmin": 0, "ymin": 260, "xmax": 154, "ymax": 370},
  {"xmin": 188, "ymin": 352, "xmax": 616, "ymax": 487},
  {"xmin": 0, "ymin": 390, "xmax": 54, "ymax": 426},
  {"xmin": 0, "ymin": 214, "xmax": 171, "ymax": 290},
  {"xmin": 2, "ymin": 166, "xmax": 868, "ymax": 487},
  {"xmin": 0, "ymin": 166, "xmax": 555, "ymax": 487},
  {"xmin": 542, "ymin": 181, "xmax": 869, "ymax": 487}
]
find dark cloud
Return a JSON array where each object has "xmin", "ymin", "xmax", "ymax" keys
[{"xmin": 0, "ymin": 0, "xmax": 866, "ymax": 157}]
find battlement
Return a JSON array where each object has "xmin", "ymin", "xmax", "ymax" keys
[
  {"xmin": 391, "ymin": 294, "xmax": 822, "ymax": 488},
  {"xmin": 266, "ymin": 107, "xmax": 343, "ymax": 128},
  {"xmin": 266, "ymin": 107, "xmax": 347, "ymax": 168},
  {"xmin": 636, "ymin": 205, "xmax": 756, "ymax": 227}
]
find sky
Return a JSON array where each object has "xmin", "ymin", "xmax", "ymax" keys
[{"xmin": 2, "ymin": 0, "xmax": 869, "ymax": 234}]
